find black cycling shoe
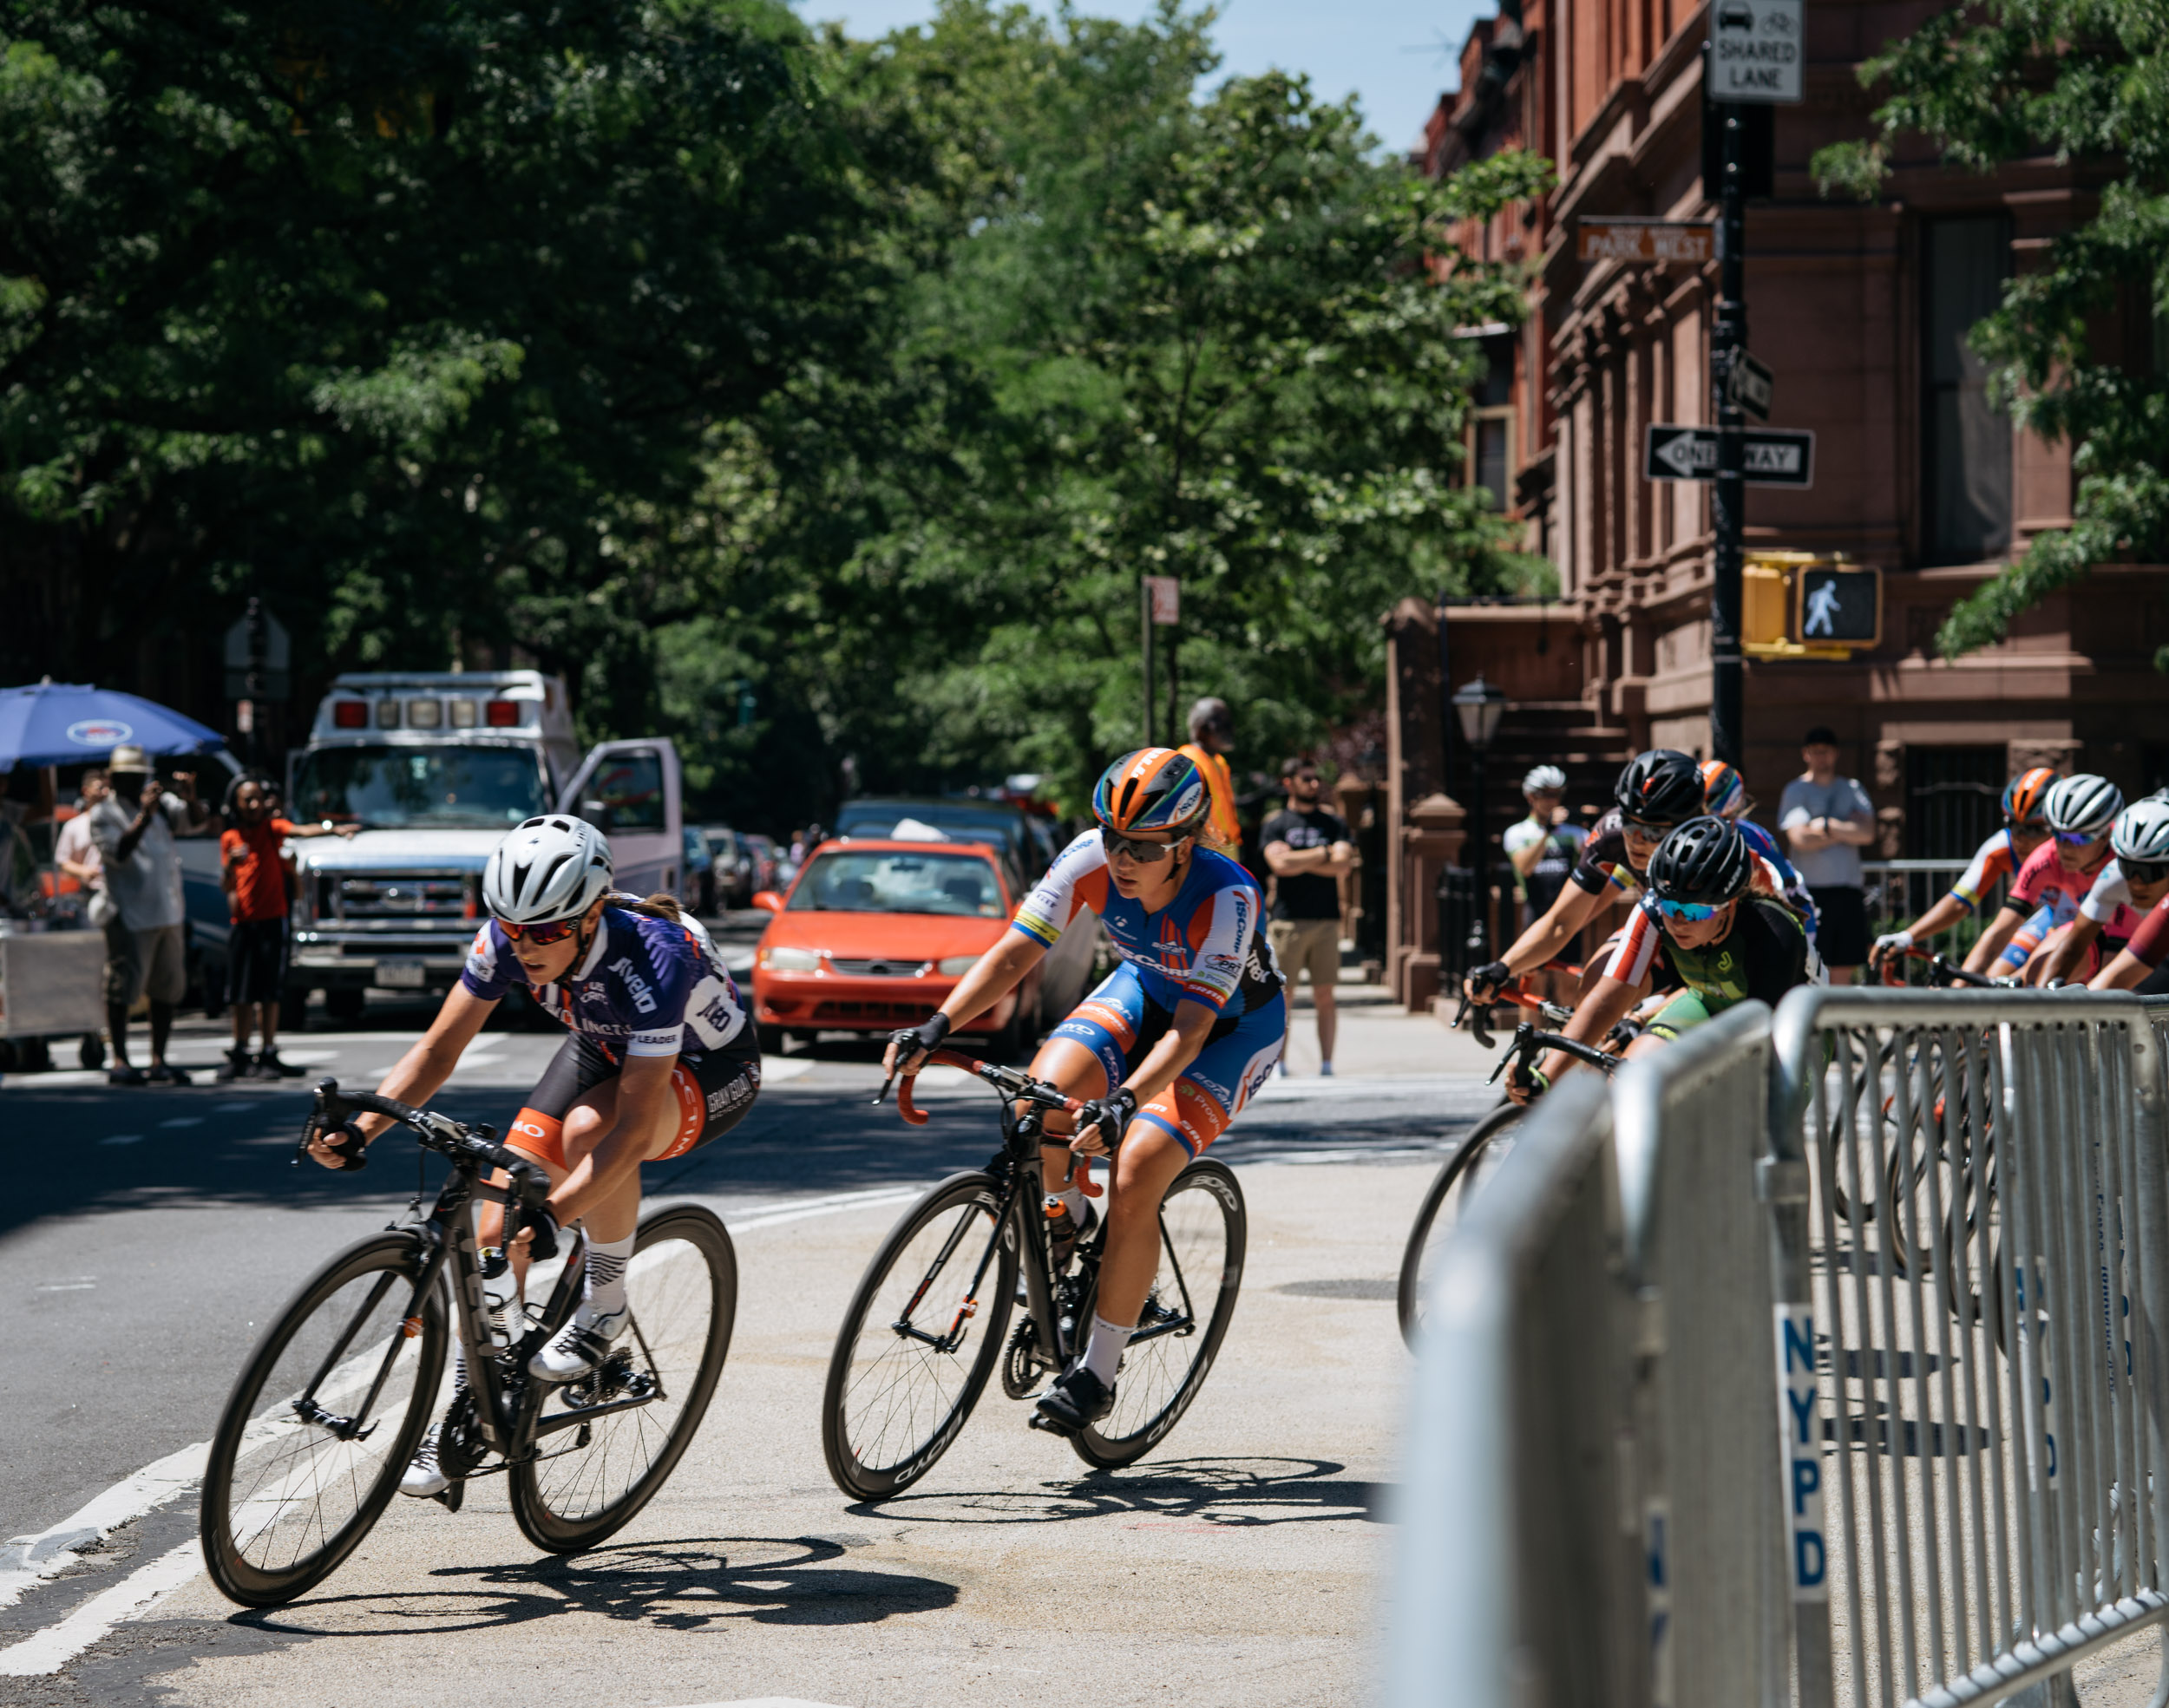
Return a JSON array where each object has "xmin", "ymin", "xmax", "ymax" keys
[{"xmin": 1031, "ymin": 1366, "xmax": 1115, "ymax": 1436}]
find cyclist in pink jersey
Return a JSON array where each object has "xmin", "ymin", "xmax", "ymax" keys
[
  {"xmin": 1870, "ymin": 766, "xmax": 2054, "ymax": 972},
  {"xmin": 883, "ymin": 747, "xmax": 1285, "ymax": 1436},
  {"xmin": 2037, "ymin": 798, "xmax": 2169, "ymax": 984},
  {"xmin": 1963, "ymin": 774, "xmax": 2120, "ymax": 973}
]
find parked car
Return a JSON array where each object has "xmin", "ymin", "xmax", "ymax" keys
[
  {"xmin": 750, "ymin": 838, "xmax": 1097, "ymax": 1053},
  {"xmin": 741, "ymin": 833, "xmax": 780, "ymax": 897},
  {"xmin": 682, "ymin": 824, "xmax": 716, "ymax": 913},
  {"xmin": 833, "ymin": 795, "xmax": 1055, "ymax": 880},
  {"xmin": 703, "ymin": 825, "xmax": 751, "ymax": 907}
]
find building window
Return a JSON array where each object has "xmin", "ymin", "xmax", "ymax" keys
[
  {"xmin": 1922, "ymin": 216, "xmax": 2012, "ymax": 564},
  {"xmin": 1904, "ymin": 747, "xmax": 2004, "ymax": 860},
  {"xmin": 1469, "ymin": 335, "xmax": 1514, "ymax": 508},
  {"xmin": 1474, "ymin": 417, "xmax": 1510, "ymax": 507}
]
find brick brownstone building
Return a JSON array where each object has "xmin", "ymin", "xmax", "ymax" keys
[{"xmin": 1403, "ymin": 0, "xmax": 2169, "ymax": 935}]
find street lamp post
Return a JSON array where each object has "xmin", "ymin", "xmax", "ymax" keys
[{"xmin": 1451, "ymin": 675, "xmax": 1509, "ymax": 971}]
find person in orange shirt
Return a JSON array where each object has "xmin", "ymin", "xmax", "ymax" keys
[
  {"xmin": 1177, "ymin": 697, "xmax": 1243, "ymax": 855},
  {"xmin": 219, "ymin": 775, "xmax": 356, "ymax": 1081}
]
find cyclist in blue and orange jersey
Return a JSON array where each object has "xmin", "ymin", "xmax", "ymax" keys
[
  {"xmin": 1869, "ymin": 765, "xmax": 2057, "ymax": 974},
  {"xmin": 307, "ymin": 815, "xmax": 761, "ymax": 1498},
  {"xmin": 884, "ymin": 747, "xmax": 1286, "ymax": 1437},
  {"xmin": 1700, "ymin": 758, "xmax": 1818, "ymax": 933},
  {"xmin": 2028, "ymin": 796, "xmax": 2169, "ymax": 985},
  {"xmin": 1962, "ymin": 773, "xmax": 2121, "ymax": 977}
]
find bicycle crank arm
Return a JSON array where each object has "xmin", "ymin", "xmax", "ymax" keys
[{"xmin": 530, "ymin": 1392, "xmax": 665, "ymax": 1439}]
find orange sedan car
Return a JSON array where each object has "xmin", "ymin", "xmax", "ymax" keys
[{"xmin": 750, "ymin": 838, "xmax": 1096, "ymax": 1054}]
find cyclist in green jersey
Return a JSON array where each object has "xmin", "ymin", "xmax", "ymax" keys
[{"xmin": 1508, "ymin": 816, "xmax": 1824, "ymax": 1099}]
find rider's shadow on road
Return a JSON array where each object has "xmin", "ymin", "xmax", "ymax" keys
[
  {"xmin": 845, "ymin": 1456, "xmax": 1386, "ymax": 1528},
  {"xmin": 238, "ymin": 1537, "xmax": 956, "ymax": 1633}
]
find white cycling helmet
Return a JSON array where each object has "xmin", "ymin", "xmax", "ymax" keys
[
  {"xmin": 482, "ymin": 815, "xmax": 614, "ymax": 924},
  {"xmin": 1523, "ymin": 764, "xmax": 1567, "ymax": 795},
  {"xmin": 2043, "ymin": 773, "xmax": 2123, "ymax": 840},
  {"xmin": 2112, "ymin": 796, "xmax": 2169, "ymax": 864}
]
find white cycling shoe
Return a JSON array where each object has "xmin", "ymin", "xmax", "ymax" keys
[
  {"xmin": 401, "ymin": 1420, "xmax": 453, "ymax": 1498},
  {"xmin": 528, "ymin": 1305, "xmax": 630, "ymax": 1384}
]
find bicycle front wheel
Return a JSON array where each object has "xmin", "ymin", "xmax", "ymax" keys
[
  {"xmin": 1398, "ymin": 1103, "xmax": 1526, "ymax": 1349},
  {"xmin": 822, "ymin": 1171, "xmax": 1017, "ymax": 1502},
  {"xmin": 508, "ymin": 1205, "xmax": 737, "ymax": 1554},
  {"xmin": 200, "ymin": 1232, "xmax": 446, "ymax": 1607},
  {"xmin": 1074, "ymin": 1158, "xmax": 1246, "ymax": 1470}
]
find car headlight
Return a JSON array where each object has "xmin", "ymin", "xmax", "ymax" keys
[
  {"xmin": 937, "ymin": 955, "xmax": 980, "ymax": 976},
  {"xmin": 764, "ymin": 946, "xmax": 821, "ymax": 972}
]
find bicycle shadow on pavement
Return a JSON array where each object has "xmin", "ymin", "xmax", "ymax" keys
[
  {"xmin": 230, "ymin": 1536, "xmax": 958, "ymax": 1635},
  {"xmin": 845, "ymin": 1456, "xmax": 1386, "ymax": 1528}
]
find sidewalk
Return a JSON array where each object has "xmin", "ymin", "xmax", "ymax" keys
[{"xmin": 1274, "ymin": 972, "xmax": 1497, "ymax": 1078}]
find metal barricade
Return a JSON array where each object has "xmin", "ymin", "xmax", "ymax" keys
[
  {"xmin": 1768, "ymin": 989, "xmax": 2169, "ymax": 1708},
  {"xmin": 1387, "ymin": 1074, "xmax": 1648, "ymax": 1708}
]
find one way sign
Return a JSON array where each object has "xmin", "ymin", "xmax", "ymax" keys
[{"xmin": 1643, "ymin": 423, "xmax": 1815, "ymax": 488}]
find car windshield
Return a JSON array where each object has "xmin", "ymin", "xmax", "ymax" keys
[
  {"xmin": 292, "ymin": 745, "xmax": 549, "ymax": 828},
  {"xmin": 836, "ymin": 802, "xmax": 1024, "ymax": 857},
  {"xmin": 788, "ymin": 850, "xmax": 1005, "ymax": 918}
]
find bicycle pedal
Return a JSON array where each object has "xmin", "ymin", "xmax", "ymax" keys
[{"xmin": 430, "ymin": 1481, "xmax": 466, "ymax": 1513}]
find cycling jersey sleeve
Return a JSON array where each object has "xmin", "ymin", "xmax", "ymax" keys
[
  {"xmin": 1602, "ymin": 901, "xmax": 1664, "ymax": 987},
  {"xmin": 461, "ymin": 921, "xmax": 521, "ymax": 1003},
  {"xmin": 2006, "ymin": 841, "xmax": 2059, "ymax": 910},
  {"xmin": 2081, "ymin": 861, "xmax": 2133, "ymax": 926},
  {"xmin": 1011, "ymin": 829, "xmax": 1111, "ymax": 950},
  {"xmin": 2128, "ymin": 896, "xmax": 2169, "ymax": 971},
  {"xmin": 621, "ymin": 929, "xmax": 692, "ymax": 1057},
  {"xmin": 1949, "ymin": 830, "xmax": 2014, "ymax": 913},
  {"xmin": 1570, "ymin": 811, "xmax": 1628, "ymax": 895},
  {"xmin": 1174, "ymin": 880, "xmax": 1261, "ymax": 1012}
]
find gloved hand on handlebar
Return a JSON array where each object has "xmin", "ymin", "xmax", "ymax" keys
[
  {"xmin": 1465, "ymin": 960, "xmax": 1513, "ymax": 1003},
  {"xmin": 1504, "ymin": 1059, "xmax": 1550, "ymax": 1107},
  {"xmin": 514, "ymin": 1205, "xmax": 560, "ymax": 1263},
  {"xmin": 307, "ymin": 1119, "xmax": 370, "ymax": 1172},
  {"xmin": 885, "ymin": 1011, "xmax": 951, "ymax": 1075},
  {"xmin": 1870, "ymin": 929, "xmax": 1913, "ymax": 971},
  {"xmin": 1072, "ymin": 1088, "xmax": 1138, "ymax": 1154}
]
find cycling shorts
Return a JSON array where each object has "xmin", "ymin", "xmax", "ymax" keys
[
  {"xmin": 508, "ymin": 1030, "xmax": 762, "ymax": 1169},
  {"xmin": 1050, "ymin": 963, "xmax": 1286, "ymax": 1156},
  {"xmin": 1645, "ymin": 991, "xmax": 1714, "ymax": 1043}
]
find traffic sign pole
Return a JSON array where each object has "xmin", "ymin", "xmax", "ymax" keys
[{"xmin": 1709, "ymin": 101, "xmax": 1746, "ymax": 770}]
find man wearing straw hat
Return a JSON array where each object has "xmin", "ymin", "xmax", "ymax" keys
[{"xmin": 88, "ymin": 744, "xmax": 214, "ymax": 1084}]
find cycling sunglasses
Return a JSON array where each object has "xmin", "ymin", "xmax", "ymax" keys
[
  {"xmin": 2054, "ymin": 830, "xmax": 2105, "ymax": 848},
  {"xmin": 1652, "ymin": 897, "xmax": 1725, "ymax": 922},
  {"xmin": 1101, "ymin": 827, "xmax": 1179, "ymax": 864},
  {"xmin": 496, "ymin": 915, "xmax": 581, "ymax": 945},
  {"xmin": 1621, "ymin": 816, "xmax": 1681, "ymax": 840},
  {"xmin": 2124, "ymin": 859, "xmax": 2169, "ymax": 886}
]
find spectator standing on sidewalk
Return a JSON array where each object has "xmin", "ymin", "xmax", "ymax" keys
[
  {"xmin": 55, "ymin": 769, "xmax": 110, "ymax": 912},
  {"xmin": 1176, "ymin": 697, "xmax": 1245, "ymax": 856},
  {"xmin": 1503, "ymin": 765, "xmax": 1587, "ymax": 930},
  {"xmin": 1262, "ymin": 757, "xmax": 1355, "ymax": 1076},
  {"xmin": 88, "ymin": 745, "xmax": 215, "ymax": 1085},
  {"xmin": 1779, "ymin": 726, "xmax": 1877, "ymax": 985},
  {"xmin": 217, "ymin": 775, "xmax": 356, "ymax": 1081}
]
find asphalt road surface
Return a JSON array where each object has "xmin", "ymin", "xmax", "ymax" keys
[{"xmin": 0, "ymin": 969, "xmax": 1490, "ymax": 1707}]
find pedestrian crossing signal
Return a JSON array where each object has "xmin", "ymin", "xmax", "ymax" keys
[{"xmin": 1796, "ymin": 566, "xmax": 1880, "ymax": 648}]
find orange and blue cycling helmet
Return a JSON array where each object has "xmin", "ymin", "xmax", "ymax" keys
[
  {"xmin": 1092, "ymin": 748, "xmax": 1209, "ymax": 836},
  {"xmin": 2002, "ymin": 765, "xmax": 2057, "ymax": 828},
  {"xmin": 1699, "ymin": 757, "xmax": 1750, "ymax": 819}
]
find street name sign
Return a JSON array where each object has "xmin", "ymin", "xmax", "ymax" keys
[
  {"xmin": 1729, "ymin": 350, "xmax": 1774, "ymax": 421},
  {"xmin": 1643, "ymin": 423, "xmax": 1815, "ymax": 488},
  {"xmin": 1145, "ymin": 575, "xmax": 1180, "ymax": 625},
  {"xmin": 1710, "ymin": 0, "xmax": 1805, "ymax": 104},
  {"xmin": 1797, "ymin": 565, "xmax": 1881, "ymax": 646},
  {"xmin": 1576, "ymin": 218, "xmax": 1715, "ymax": 265}
]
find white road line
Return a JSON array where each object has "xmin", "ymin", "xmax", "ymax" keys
[
  {"xmin": 95, "ymin": 1134, "xmax": 143, "ymax": 1147},
  {"xmin": 0, "ymin": 1441, "xmax": 207, "ymax": 1609},
  {"xmin": 0, "ymin": 1541, "xmax": 204, "ymax": 1675}
]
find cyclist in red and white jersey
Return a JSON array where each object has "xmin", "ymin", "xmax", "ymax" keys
[
  {"xmin": 1962, "ymin": 774, "xmax": 2121, "ymax": 976},
  {"xmin": 306, "ymin": 815, "xmax": 759, "ymax": 1498},
  {"xmin": 1869, "ymin": 766, "xmax": 2055, "ymax": 973},
  {"xmin": 883, "ymin": 747, "xmax": 1285, "ymax": 1436}
]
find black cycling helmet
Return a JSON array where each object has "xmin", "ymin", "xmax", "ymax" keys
[
  {"xmin": 1647, "ymin": 815, "xmax": 1754, "ymax": 906},
  {"xmin": 1613, "ymin": 749, "xmax": 1704, "ymax": 826}
]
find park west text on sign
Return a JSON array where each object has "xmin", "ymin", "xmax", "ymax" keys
[
  {"xmin": 1709, "ymin": 0, "xmax": 1805, "ymax": 103},
  {"xmin": 1576, "ymin": 219, "xmax": 1714, "ymax": 265}
]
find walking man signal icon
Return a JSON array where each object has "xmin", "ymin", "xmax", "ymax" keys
[{"xmin": 1804, "ymin": 579, "xmax": 1841, "ymax": 637}]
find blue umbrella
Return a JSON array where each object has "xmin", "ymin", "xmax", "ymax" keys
[{"xmin": 0, "ymin": 681, "xmax": 226, "ymax": 769}]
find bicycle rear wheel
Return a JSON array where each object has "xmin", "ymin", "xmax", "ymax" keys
[
  {"xmin": 1398, "ymin": 1103, "xmax": 1525, "ymax": 1349},
  {"xmin": 508, "ymin": 1205, "xmax": 737, "ymax": 1553},
  {"xmin": 200, "ymin": 1232, "xmax": 446, "ymax": 1607},
  {"xmin": 1073, "ymin": 1158, "xmax": 1245, "ymax": 1470},
  {"xmin": 822, "ymin": 1171, "xmax": 1017, "ymax": 1501}
]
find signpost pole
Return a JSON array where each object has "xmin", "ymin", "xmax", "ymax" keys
[
  {"xmin": 1709, "ymin": 103, "xmax": 1747, "ymax": 769},
  {"xmin": 1141, "ymin": 579, "xmax": 1155, "ymax": 748}
]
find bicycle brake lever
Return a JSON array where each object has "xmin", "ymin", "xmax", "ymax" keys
[
  {"xmin": 873, "ymin": 1070, "xmax": 897, "ymax": 1108},
  {"xmin": 294, "ymin": 1076, "xmax": 347, "ymax": 1166}
]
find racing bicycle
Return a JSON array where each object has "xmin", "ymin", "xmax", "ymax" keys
[
  {"xmin": 1396, "ymin": 987, "xmax": 1629, "ymax": 1347},
  {"xmin": 199, "ymin": 1079, "xmax": 736, "ymax": 1607},
  {"xmin": 820, "ymin": 1048, "xmax": 1244, "ymax": 1499}
]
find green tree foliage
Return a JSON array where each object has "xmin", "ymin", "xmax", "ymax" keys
[{"xmin": 1812, "ymin": 0, "xmax": 2169, "ymax": 663}]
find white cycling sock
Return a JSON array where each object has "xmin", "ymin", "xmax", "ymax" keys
[
  {"xmin": 582, "ymin": 1232, "xmax": 636, "ymax": 1320},
  {"xmin": 1080, "ymin": 1315, "xmax": 1133, "ymax": 1385},
  {"xmin": 1058, "ymin": 1185, "xmax": 1085, "ymax": 1223}
]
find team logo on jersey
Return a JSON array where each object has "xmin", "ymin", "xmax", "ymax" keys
[{"xmin": 607, "ymin": 956, "xmax": 658, "ymax": 1014}]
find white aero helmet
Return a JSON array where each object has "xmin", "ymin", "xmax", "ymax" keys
[
  {"xmin": 482, "ymin": 815, "xmax": 614, "ymax": 924},
  {"xmin": 2112, "ymin": 796, "xmax": 2169, "ymax": 864},
  {"xmin": 1523, "ymin": 764, "xmax": 1567, "ymax": 795},
  {"xmin": 2043, "ymin": 773, "xmax": 2123, "ymax": 841}
]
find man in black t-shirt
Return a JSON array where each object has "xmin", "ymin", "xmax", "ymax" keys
[{"xmin": 1261, "ymin": 757, "xmax": 1354, "ymax": 1076}]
